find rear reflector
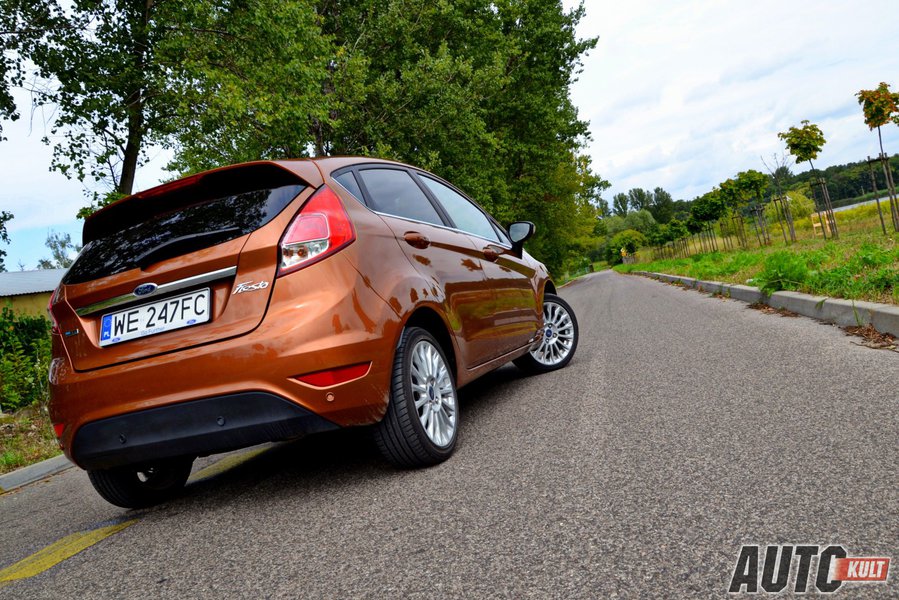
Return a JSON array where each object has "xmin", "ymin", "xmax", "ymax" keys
[
  {"xmin": 294, "ymin": 363, "xmax": 371, "ymax": 387},
  {"xmin": 279, "ymin": 185, "xmax": 355, "ymax": 276},
  {"xmin": 53, "ymin": 423, "xmax": 65, "ymax": 438}
]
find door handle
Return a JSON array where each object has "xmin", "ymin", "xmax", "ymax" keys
[
  {"xmin": 403, "ymin": 232, "xmax": 431, "ymax": 249},
  {"xmin": 482, "ymin": 246, "xmax": 500, "ymax": 262}
]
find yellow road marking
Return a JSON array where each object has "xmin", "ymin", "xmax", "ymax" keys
[
  {"xmin": 0, "ymin": 519, "xmax": 137, "ymax": 583},
  {"xmin": 189, "ymin": 446, "xmax": 270, "ymax": 483}
]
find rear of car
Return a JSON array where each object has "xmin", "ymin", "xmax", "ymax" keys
[{"xmin": 48, "ymin": 161, "xmax": 404, "ymax": 491}]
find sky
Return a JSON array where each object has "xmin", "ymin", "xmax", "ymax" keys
[
  {"xmin": 2, "ymin": 0, "xmax": 899, "ymax": 268},
  {"xmin": 567, "ymin": 0, "xmax": 899, "ymax": 203}
]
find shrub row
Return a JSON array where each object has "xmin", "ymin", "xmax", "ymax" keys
[{"xmin": 0, "ymin": 305, "xmax": 51, "ymax": 412}]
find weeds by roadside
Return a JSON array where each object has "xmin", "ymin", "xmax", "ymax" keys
[
  {"xmin": 615, "ymin": 234, "xmax": 899, "ymax": 305},
  {"xmin": 747, "ymin": 302, "xmax": 799, "ymax": 317},
  {"xmin": 844, "ymin": 324, "xmax": 898, "ymax": 352},
  {"xmin": 0, "ymin": 305, "xmax": 58, "ymax": 475},
  {"xmin": 0, "ymin": 405, "xmax": 60, "ymax": 476}
]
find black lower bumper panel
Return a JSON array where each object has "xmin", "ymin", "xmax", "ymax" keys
[{"xmin": 72, "ymin": 392, "xmax": 338, "ymax": 470}]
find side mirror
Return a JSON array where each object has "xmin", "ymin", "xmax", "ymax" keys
[{"xmin": 508, "ymin": 221, "xmax": 535, "ymax": 256}]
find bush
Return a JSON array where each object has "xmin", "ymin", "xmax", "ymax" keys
[
  {"xmin": 763, "ymin": 190, "xmax": 814, "ymax": 225},
  {"xmin": 754, "ymin": 251, "xmax": 810, "ymax": 295},
  {"xmin": 785, "ymin": 191, "xmax": 815, "ymax": 220},
  {"xmin": 607, "ymin": 229, "xmax": 647, "ymax": 264},
  {"xmin": 0, "ymin": 306, "xmax": 51, "ymax": 412}
]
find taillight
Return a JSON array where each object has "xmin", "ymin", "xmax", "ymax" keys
[
  {"xmin": 47, "ymin": 286, "xmax": 62, "ymax": 334},
  {"xmin": 278, "ymin": 185, "xmax": 355, "ymax": 276}
]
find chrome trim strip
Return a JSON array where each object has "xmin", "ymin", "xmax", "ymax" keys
[{"xmin": 75, "ymin": 266, "xmax": 238, "ymax": 316}]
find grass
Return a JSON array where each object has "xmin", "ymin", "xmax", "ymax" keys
[
  {"xmin": 615, "ymin": 204, "xmax": 899, "ymax": 304},
  {"xmin": 0, "ymin": 405, "xmax": 61, "ymax": 476}
]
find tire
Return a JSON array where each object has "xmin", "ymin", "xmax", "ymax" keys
[
  {"xmin": 514, "ymin": 293, "xmax": 579, "ymax": 374},
  {"xmin": 87, "ymin": 456, "xmax": 194, "ymax": 508},
  {"xmin": 374, "ymin": 327, "xmax": 458, "ymax": 468}
]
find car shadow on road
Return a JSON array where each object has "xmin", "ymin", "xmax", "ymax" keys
[{"xmin": 173, "ymin": 364, "xmax": 530, "ymax": 509}]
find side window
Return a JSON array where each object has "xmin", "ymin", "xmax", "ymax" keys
[
  {"xmin": 333, "ymin": 171, "xmax": 364, "ymax": 202},
  {"xmin": 420, "ymin": 176, "xmax": 500, "ymax": 242},
  {"xmin": 357, "ymin": 168, "xmax": 444, "ymax": 226},
  {"xmin": 492, "ymin": 222, "xmax": 512, "ymax": 246}
]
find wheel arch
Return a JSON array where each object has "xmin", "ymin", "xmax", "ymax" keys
[
  {"xmin": 543, "ymin": 279, "xmax": 557, "ymax": 300},
  {"xmin": 401, "ymin": 306, "xmax": 459, "ymax": 380}
]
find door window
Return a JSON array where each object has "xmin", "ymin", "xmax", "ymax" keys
[
  {"xmin": 357, "ymin": 169, "xmax": 444, "ymax": 226},
  {"xmin": 420, "ymin": 176, "xmax": 500, "ymax": 243}
]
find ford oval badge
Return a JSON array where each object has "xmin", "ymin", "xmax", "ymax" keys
[{"xmin": 133, "ymin": 283, "xmax": 158, "ymax": 297}]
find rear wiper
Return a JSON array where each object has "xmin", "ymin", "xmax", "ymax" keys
[{"xmin": 135, "ymin": 227, "xmax": 243, "ymax": 270}]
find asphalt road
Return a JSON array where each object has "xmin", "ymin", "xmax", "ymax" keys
[{"xmin": 1, "ymin": 270, "xmax": 896, "ymax": 598}]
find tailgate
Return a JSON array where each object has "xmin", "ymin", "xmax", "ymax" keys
[{"xmin": 52, "ymin": 162, "xmax": 319, "ymax": 371}]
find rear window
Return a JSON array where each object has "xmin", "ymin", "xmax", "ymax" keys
[{"xmin": 64, "ymin": 184, "xmax": 305, "ymax": 284}]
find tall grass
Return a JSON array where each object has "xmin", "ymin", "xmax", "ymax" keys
[{"xmin": 617, "ymin": 206, "xmax": 899, "ymax": 304}]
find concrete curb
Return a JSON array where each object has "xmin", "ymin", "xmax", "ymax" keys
[
  {"xmin": 0, "ymin": 454, "xmax": 73, "ymax": 494},
  {"xmin": 632, "ymin": 271, "xmax": 899, "ymax": 337}
]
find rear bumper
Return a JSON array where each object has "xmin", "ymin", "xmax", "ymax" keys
[
  {"xmin": 72, "ymin": 392, "xmax": 338, "ymax": 470},
  {"xmin": 50, "ymin": 253, "xmax": 402, "ymax": 465}
]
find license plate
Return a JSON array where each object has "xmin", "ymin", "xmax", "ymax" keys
[{"xmin": 99, "ymin": 289, "xmax": 211, "ymax": 347}]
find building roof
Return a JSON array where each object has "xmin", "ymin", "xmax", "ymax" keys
[{"xmin": 0, "ymin": 269, "xmax": 67, "ymax": 297}]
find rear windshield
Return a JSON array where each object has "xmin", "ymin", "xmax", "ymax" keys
[{"xmin": 64, "ymin": 184, "xmax": 305, "ymax": 284}]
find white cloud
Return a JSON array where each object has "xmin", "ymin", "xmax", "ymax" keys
[{"xmin": 568, "ymin": 0, "xmax": 899, "ymax": 201}]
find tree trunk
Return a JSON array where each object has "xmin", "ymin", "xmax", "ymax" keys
[{"xmin": 117, "ymin": 1, "xmax": 151, "ymax": 196}]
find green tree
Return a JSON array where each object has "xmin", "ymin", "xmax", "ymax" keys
[
  {"xmin": 627, "ymin": 188, "xmax": 652, "ymax": 212},
  {"xmin": 4, "ymin": 0, "xmax": 601, "ymax": 276},
  {"xmin": 649, "ymin": 186, "xmax": 674, "ymax": 223},
  {"xmin": 645, "ymin": 223, "xmax": 668, "ymax": 247},
  {"xmin": 778, "ymin": 120, "xmax": 826, "ymax": 170},
  {"xmin": 612, "ymin": 193, "xmax": 629, "ymax": 216},
  {"xmin": 778, "ymin": 119, "xmax": 837, "ymax": 237},
  {"xmin": 690, "ymin": 190, "xmax": 726, "ymax": 224},
  {"xmin": 167, "ymin": 0, "xmax": 604, "ymax": 276},
  {"xmin": 670, "ymin": 199, "xmax": 693, "ymax": 221},
  {"xmin": 2, "ymin": 0, "xmax": 330, "ymax": 214},
  {"xmin": 0, "ymin": 2, "xmax": 55, "ymax": 140},
  {"xmin": 735, "ymin": 169, "xmax": 768, "ymax": 203},
  {"xmin": 0, "ymin": 210, "xmax": 11, "ymax": 272},
  {"xmin": 771, "ymin": 165, "xmax": 793, "ymax": 189},
  {"xmin": 594, "ymin": 198, "xmax": 610, "ymax": 218},
  {"xmin": 623, "ymin": 209, "xmax": 656, "ymax": 234},
  {"xmin": 718, "ymin": 178, "xmax": 742, "ymax": 210},
  {"xmin": 4, "ymin": 0, "xmax": 181, "ymax": 208},
  {"xmin": 163, "ymin": 0, "xmax": 331, "ymax": 174},
  {"xmin": 667, "ymin": 218, "xmax": 688, "ymax": 240},
  {"xmin": 856, "ymin": 82, "xmax": 899, "ymax": 147},
  {"xmin": 602, "ymin": 214, "xmax": 627, "ymax": 236},
  {"xmin": 783, "ymin": 190, "xmax": 814, "ymax": 219},
  {"xmin": 36, "ymin": 230, "xmax": 80, "ymax": 269}
]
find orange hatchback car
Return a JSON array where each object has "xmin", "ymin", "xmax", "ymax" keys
[{"xmin": 48, "ymin": 157, "xmax": 578, "ymax": 507}]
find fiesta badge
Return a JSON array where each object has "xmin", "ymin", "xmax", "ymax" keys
[{"xmin": 133, "ymin": 282, "xmax": 158, "ymax": 297}]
